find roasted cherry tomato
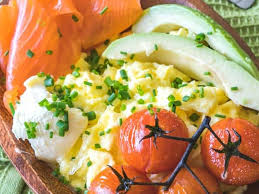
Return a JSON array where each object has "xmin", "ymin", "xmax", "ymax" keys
[
  {"xmin": 120, "ymin": 108, "xmax": 189, "ymax": 173},
  {"xmin": 201, "ymin": 118, "xmax": 259, "ymax": 185},
  {"xmin": 88, "ymin": 165, "xmax": 156, "ymax": 194},
  {"xmin": 159, "ymin": 167, "xmax": 221, "ymax": 194}
]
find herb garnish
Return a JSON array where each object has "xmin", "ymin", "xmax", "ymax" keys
[
  {"xmin": 26, "ymin": 49, "xmax": 34, "ymax": 58},
  {"xmin": 24, "ymin": 122, "xmax": 38, "ymax": 139},
  {"xmin": 99, "ymin": 6, "xmax": 108, "ymax": 15}
]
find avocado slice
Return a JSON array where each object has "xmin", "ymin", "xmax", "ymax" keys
[
  {"xmin": 132, "ymin": 4, "xmax": 259, "ymax": 80},
  {"xmin": 103, "ymin": 33, "xmax": 259, "ymax": 111}
]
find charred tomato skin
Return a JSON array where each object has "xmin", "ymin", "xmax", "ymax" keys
[
  {"xmin": 201, "ymin": 118, "xmax": 259, "ymax": 185},
  {"xmin": 119, "ymin": 109, "xmax": 189, "ymax": 173},
  {"xmin": 88, "ymin": 165, "xmax": 156, "ymax": 194},
  {"xmin": 159, "ymin": 167, "xmax": 221, "ymax": 194}
]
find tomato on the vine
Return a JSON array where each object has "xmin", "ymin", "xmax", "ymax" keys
[
  {"xmin": 201, "ymin": 118, "xmax": 259, "ymax": 185},
  {"xmin": 88, "ymin": 165, "xmax": 156, "ymax": 194},
  {"xmin": 159, "ymin": 167, "xmax": 221, "ymax": 194},
  {"xmin": 119, "ymin": 108, "xmax": 189, "ymax": 173}
]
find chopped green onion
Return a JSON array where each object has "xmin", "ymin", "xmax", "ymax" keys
[
  {"xmin": 87, "ymin": 160, "xmax": 93, "ymax": 167},
  {"xmin": 120, "ymin": 69, "xmax": 128, "ymax": 81},
  {"xmin": 71, "ymin": 157, "xmax": 76, "ymax": 160},
  {"xmin": 45, "ymin": 123, "xmax": 50, "ymax": 130},
  {"xmin": 26, "ymin": 49, "xmax": 34, "ymax": 58},
  {"xmin": 154, "ymin": 44, "xmax": 158, "ymax": 51},
  {"xmin": 120, "ymin": 51, "xmax": 127, "ymax": 56},
  {"xmin": 104, "ymin": 39, "xmax": 110, "ymax": 45},
  {"xmin": 95, "ymin": 143, "xmax": 101, "ymax": 149},
  {"xmin": 96, "ymin": 86, "xmax": 102, "ymax": 89},
  {"xmin": 24, "ymin": 122, "xmax": 38, "ymax": 139},
  {"xmin": 215, "ymin": 114, "xmax": 226, "ymax": 118},
  {"xmin": 182, "ymin": 96, "xmax": 190, "ymax": 102},
  {"xmin": 120, "ymin": 104, "xmax": 126, "ymax": 111},
  {"xmin": 72, "ymin": 68, "xmax": 80, "ymax": 78},
  {"xmin": 152, "ymin": 89, "xmax": 156, "ymax": 96},
  {"xmin": 130, "ymin": 54, "xmax": 135, "ymax": 60},
  {"xmin": 195, "ymin": 33, "xmax": 206, "ymax": 42},
  {"xmin": 117, "ymin": 60, "xmax": 125, "ymax": 66},
  {"xmin": 49, "ymin": 131, "xmax": 54, "ymax": 138},
  {"xmin": 85, "ymin": 131, "xmax": 90, "ymax": 135},
  {"xmin": 131, "ymin": 106, "xmax": 136, "ymax": 113},
  {"xmin": 174, "ymin": 101, "xmax": 182, "ymax": 106},
  {"xmin": 71, "ymin": 64, "xmax": 75, "ymax": 70},
  {"xmin": 72, "ymin": 14, "xmax": 79, "ymax": 22},
  {"xmin": 106, "ymin": 128, "xmax": 112, "ymax": 134},
  {"xmin": 137, "ymin": 85, "xmax": 144, "ymax": 96},
  {"xmin": 119, "ymin": 118, "xmax": 123, "ymax": 126},
  {"xmin": 196, "ymin": 43, "xmax": 203, "ymax": 48},
  {"xmin": 99, "ymin": 131, "xmax": 105, "ymax": 136},
  {"xmin": 171, "ymin": 77, "xmax": 183, "ymax": 88},
  {"xmin": 44, "ymin": 75, "xmax": 54, "ymax": 87},
  {"xmin": 145, "ymin": 73, "xmax": 152, "ymax": 79},
  {"xmin": 168, "ymin": 95, "xmax": 175, "ymax": 102},
  {"xmin": 207, "ymin": 31, "xmax": 213, "ymax": 35},
  {"xmin": 204, "ymin": 72, "xmax": 211, "ymax": 76},
  {"xmin": 56, "ymin": 120, "xmax": 68, "ymax": 137},
  {"xmin": 108, "ymin": 93, "xmax": 117, "ymax": 104},
  {"xmin": 84, "ymin": 81, "xmax": 92, "ymax": 86},
  {"xmin": 84, "ymin": 111, "xmax": 96, "ymax": 120},
  {"xmin": 207, "ymin": 82, "xmax": 214, "ymax": 87},
  {"xmin": 70, "ymin": 91, "xmax": 78, "ymax": 99},
  {"xmin": 138, "ymin": 99, "xmax": 145, "ymax": 104},
  {"xmin": 46, "ymin": 50, "xmax": 53, "ymax": 55},
  {"xmin": 9, "ymin": 103, "xmax": 15, "ymax": 116},
  {"xmin": 37, "ymin": 72, "xmax": 45, "ymax": 77},
  {"xmin": 4, "ymin": 50, "xmax": 9, "ymax": 56},
  {"xmin": 147, "ymin": 104, "xmax": 154, "ymax": 115},
  {"xmin": 99, "ymin": 6, "xmax": 108, "ymax": 15},
  {"xmin": 189, "ymin": 113, "xmax": 200, "ymax": 122},
  {"xmin": 200, "ymin": 87, "xmax": 204, "ymax": 98},
  {"xmin": 231, "ymin": 86, "xmax": 239, "ymax": 91}
]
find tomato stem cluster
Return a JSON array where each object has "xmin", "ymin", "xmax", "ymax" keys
[{"xmin": 110, "ymin": 115, "xmax": 257, "ymax": 194}]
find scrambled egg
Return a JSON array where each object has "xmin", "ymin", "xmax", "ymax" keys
[{"xmin": 56, "ymin": 52, "xmax": 259, "ymax": 188}]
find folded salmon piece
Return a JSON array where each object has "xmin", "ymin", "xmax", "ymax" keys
[
  {"xmin": 74, "ymin": 0, "xmax": 142, "ymax": 49},
  {"xmin": 1, "ymin": 0, "xmax": 142, "ymax": 112}
]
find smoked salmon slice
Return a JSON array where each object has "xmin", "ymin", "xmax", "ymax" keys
[
  {"xmin": 74, "ymin": 0, "xmax": 142, "ymax": 49},
  {"xmin": 1, "ymin": 0, "xmax": 142, "ymax": 112},
  {"xmin": 0, "ymin": 0, "xmax": 17, "ymax": 73}
]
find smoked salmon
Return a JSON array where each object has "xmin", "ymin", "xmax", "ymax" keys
[{"xmin": 0, "ymin": 0, "xmax": 142, "ymax": 112}]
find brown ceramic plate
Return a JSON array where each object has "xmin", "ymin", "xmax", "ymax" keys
[{"xmin": 0, "ymin": 0, "xmax": 258, "ymax": 193}]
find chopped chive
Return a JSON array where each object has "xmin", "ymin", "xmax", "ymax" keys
[
  {"xmin": 200, "ymin": 87, "xmax": 204, "ymax": 98},
  {"xmin": 95, "ymin": 143, "xmax": 101, "ymax": 149},
  {"xmin": 152, "ymin": 89, "xmax": 156, "ymax": 96},
  {"xmin": 9, "ymin": 103, "xmax": 15, "ymax": 116},
  {"xmin": 120, "ymin": 51, "xmax": 127, "ymax": 56},
  {"xmin": 147, "ymin": 104, "xmax": 154, "ymax": 115},
  {"xmin": 84, "ymin": 111, "xmax": 96, "ymax": 120},
  {"xmin": 138, "ymin": 99, "xmax": 145, "ymax": 104},
  {"xmin": 120, "ymin": 69, "xmax": 128, "ymax": 81},
  {"xmin": 145, "ymin": 73, "xmax": 152, "ymax": 79},
  {"xmin": 4, "ymin": 50, "xmax": 9, "ymax": 56},
  {"xmin": 99, "ymin": 131, "xmax": 105, "ymax": 136},
  {"xmin": 72, "ymin": 14, "xmax": 79, "ymax": 22},
  {"xmin": 70, "ymin": 91, "xmax": 78, "ymax": 99},
  {"xmin": 71, "ymin": 156, "xmax": 76, "ymax": 160},
  {"xmin": 96, "ymin": 85, "xmax": 102, "ymax": 89},
  {"xmin": 26, "ymin": 49, "xmax": 34, "ymax": 58},
  {"xmin": 174, "ymin": 100, "xmax": 182, "ymax": 106},
  {"xmin": 130, "ymin": 54, "xmax": 135, "ymax": 60},
  {"xmin": 85, "ymin": 131, "xmax": 90, "ymax": 135},
  {"xmin": 37, "ymin": 72, "xmax": 45, "ymax": 77},
  {"xmin": 49, "ymin": 131, "xmax": 54, "ymax": 138},
  {"xmin": 108, "ymin": 93, "xmax": 117, "ymax": 104},
  {"xmin": 104, "ymin": 39, "xmax": 110, "ymax": 45},
  {"xmin": 45, "ymin": 123, "xmax": 50, "ymax": 130},
  {"xmin": 117, "ymin": 60, "xmax": 125, "ymax": 66},
  {"xmin": 189, "ymin": 113, "xmax": 200, "ymax": 122},
  {"xmin": 87, "ymin": 160, "xmax": 92, "ymax": 167},
  {"xmin": 106, "ymin": 128, "xmax": 112, "ymax": 134},
  {"xmin": 168, "ymin": 95, "xmax": 175, "ymax": 102},
  {"xmin": 207, "ymin": 31, "xmax": 213, "ymax": 35},
  {"xmin": 137, "ymin": 85, "xmax": 144, "ymax": 96},
  {"xmin": 195, "ymin": 33, "xmax": 206, "ymax": 42},
  {"xmin": 120, "ymin": 104, "xmax": 126, "ymax": 111},
  {"xmin": 99, "ymin": 6, "xmax": 108, "ymax": 15},
  {"xmin": 84, "ymin": 81, "xmax": 92, "ymax": 86},
  {"xmin": 196, "ymin": 43, "xmax": 203, "ymax": 47},
  {"xmin": 72, "ymin": 69, "xmax": 80, "ymax": 78},
  {"xmin": 131, "ymin": 106, "xmax": 136, "ymax": 113},
  {"xmin": 46, "ymin": 50, "xmax": 53, "ymax": 55},
  {"xmin": 119, "ymin": 118, "xmax": 123, "ymax": 126},
  {"xmin": 215, "ymin": 114, "xmax": 226, "ymax": 118},
  {"xmin": 182, "ymin": 96, "xmax": 190, "ymax": 102},
  {"xmin": 207, "ymin": 82, "xmax": 214, "ymax": 87},
  {"xmin": 56, "ymin": 120, "xmax": 68, "ymax": 137},
  {"xmin": 231, "ymin": 86, "xmax": 239, "ymax": 91},
  {"xmin": 150, "ymin": 96, "xmax": 156, "ymax": 102},
  {"xmin": 70, "ymin": 64, "xmax": 75, "ymax": 70},
  {"xmin": 154, "ymin": 44, "xmax": 158, "ymax": 51},
  {"xmin": 179, "ymin": 83, "xmax": 188, "ymax": 88},
  {"xmin": 204, "ymin": 71, "xmax": 211, "ymax": 76},
  {"xmin": 44, "ymin": 75, "xmax": 54, "ymax": 87}
]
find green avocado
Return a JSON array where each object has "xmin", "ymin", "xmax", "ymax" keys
[
  {"xmin": 103, "ymin": 33, "xmax": 259, "ymax": 111},
  {"xmin": 132, "ymin": 4, "xmax": 259, "ymax": 80}
]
